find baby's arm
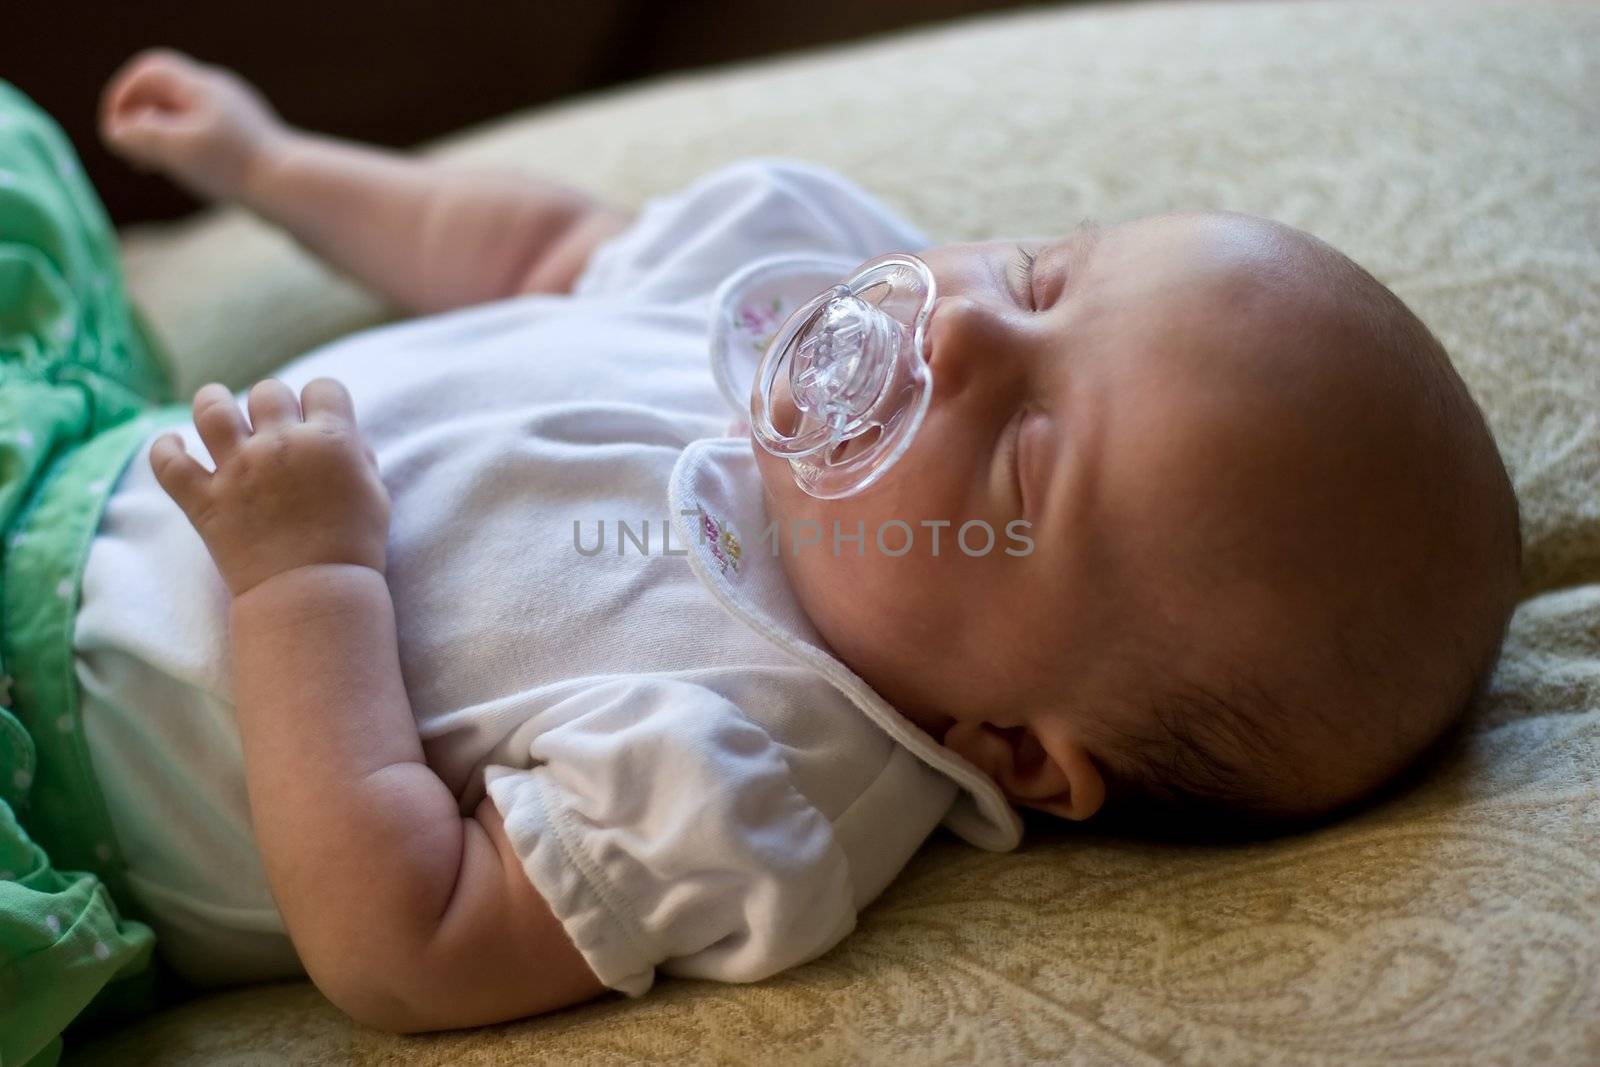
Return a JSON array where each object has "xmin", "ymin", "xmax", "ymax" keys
[
  {"xmin": 101, "ymin": 50, "xmax": 631, "ymax": 313},
  {"xmin": 150, "ymin": 379, "xmax": 605, "ymax": 1031}
]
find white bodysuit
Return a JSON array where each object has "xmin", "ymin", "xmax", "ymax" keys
[{"xmin": 73, "ymin": 160, "xmax": 1022, "ymax": 993}]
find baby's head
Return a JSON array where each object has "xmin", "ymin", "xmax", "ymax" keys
[{"xmin": 754, "ymin": 212, "xmax": 1521, "ymax": 831}]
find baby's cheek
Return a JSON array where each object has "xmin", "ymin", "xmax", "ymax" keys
[{"xmin": 751, "ymin": 443, "xmax": 789, "ymax": 512}]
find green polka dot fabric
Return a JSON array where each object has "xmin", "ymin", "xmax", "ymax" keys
[{"xmin": 0, "ymin": 82, "xmax": 188, "ymax": 1067}]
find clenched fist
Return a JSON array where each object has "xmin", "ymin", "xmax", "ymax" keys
[
  {"xmin": 100, "ymin": 49, "xmax": 289, "ymax": 202},
  {"xmin": 152, "ymin": 379, "xmax": 390, "ymax": 597}
]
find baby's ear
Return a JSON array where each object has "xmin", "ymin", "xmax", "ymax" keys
[{"xmin": 942, "ymin": 719, "xmax": 1105, "ymax": 821}]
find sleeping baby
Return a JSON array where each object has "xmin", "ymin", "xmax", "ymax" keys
[{"xmin": 0, "ymin": 48, "xmax": 1520, "ymax": 1050}]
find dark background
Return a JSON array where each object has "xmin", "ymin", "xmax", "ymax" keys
[{"xmin": 5, "ymin": 0, "xmax": 1043, "ymax": 226}]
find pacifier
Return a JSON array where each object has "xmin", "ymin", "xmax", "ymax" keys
[{"xmin": 749, "ymin": 253, "xmax": 937, "ymax": 499}]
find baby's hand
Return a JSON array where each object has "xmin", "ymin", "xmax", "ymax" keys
[
  {"xmin": 151, "ymin": 380, "xmax": 390, "ymax": 598},
  {"xmin": 100, "ymin": 49, "xmax": 289, "ymax": 203}
]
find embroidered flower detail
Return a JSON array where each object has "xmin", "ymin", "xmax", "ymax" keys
[
  {"xmin": 736, "ymin": 295, "xmax": 787, "ymax": 355},
  {"xmin": 699, "ymin": 511, "xmax": 742, "ymax": 575}
]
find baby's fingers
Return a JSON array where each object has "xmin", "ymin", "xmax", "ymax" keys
[
  {"xmin": 149, "ymin": 433, "xmax": 211, "ymax": 519},
  {"xmin": 101, "ymin": 51, "xmax": 194, "ymax": 145},
  {"xmin": 300, "ymin": 377, "xmax": 356, "ymax": 426},
  {"xmin": 247, "ymin": 378, "xmax": 301, "ymax": 431},
  {"xmin": 192, "ymin": 383, "xmax": 248, "ymax": 463}
]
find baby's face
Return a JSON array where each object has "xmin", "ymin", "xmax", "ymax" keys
[{"xmin": 755, "ymin": 212, "xmax": 1400, "ymax": 813}]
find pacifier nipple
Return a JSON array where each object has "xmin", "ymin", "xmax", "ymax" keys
[
  {"xmin": 788, "ymin": 291, "xmax": 902, "ymax": 435},
  {"xmin": 750, "ymin": 253, "xmax": 937, "ymax": 499}
]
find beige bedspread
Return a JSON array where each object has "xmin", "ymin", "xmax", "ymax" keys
[{"xmin": 71, "ymin": 1, "xmax": 1599, "ymax": 1063}]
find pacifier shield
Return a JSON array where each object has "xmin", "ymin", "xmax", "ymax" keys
[{"xmin": 750, "ymin": 253, "xmax": 937, "ymax": 499}]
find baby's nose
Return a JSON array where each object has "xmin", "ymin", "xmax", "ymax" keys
[{"xmin": 925, "ymin": 295, "xmax": 1027, "ymax": 398}]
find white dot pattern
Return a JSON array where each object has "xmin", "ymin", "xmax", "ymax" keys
[
  {"xmin": 93, "ymin": 941, "xmax": 111, "ymax": 961},
  {"xmin": 45, "ymin": 914, "xmax": 61, "ymax": 935}
]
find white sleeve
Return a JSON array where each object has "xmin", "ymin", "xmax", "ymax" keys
[
  {"xmin": 571, "ymin": 158, "xmax": 930, "ymax": 305},
  {"xmin": 484, "ymin": 678, "xmax": 857, "ymax": 996}
]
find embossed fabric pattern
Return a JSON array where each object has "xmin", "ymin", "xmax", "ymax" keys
[{"xmin": 77, "ymin": 1, "xmax": 1598, "ymax": 1063}]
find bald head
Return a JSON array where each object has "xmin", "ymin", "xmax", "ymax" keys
[{"xmin": 1086, "ymin": 213, "xmax": 1522, "ymax": 823}]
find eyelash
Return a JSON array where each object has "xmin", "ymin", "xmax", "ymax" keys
[{"xmin": 1010, "ymin": 245, "xmax": 1040, "ymax": 310}]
